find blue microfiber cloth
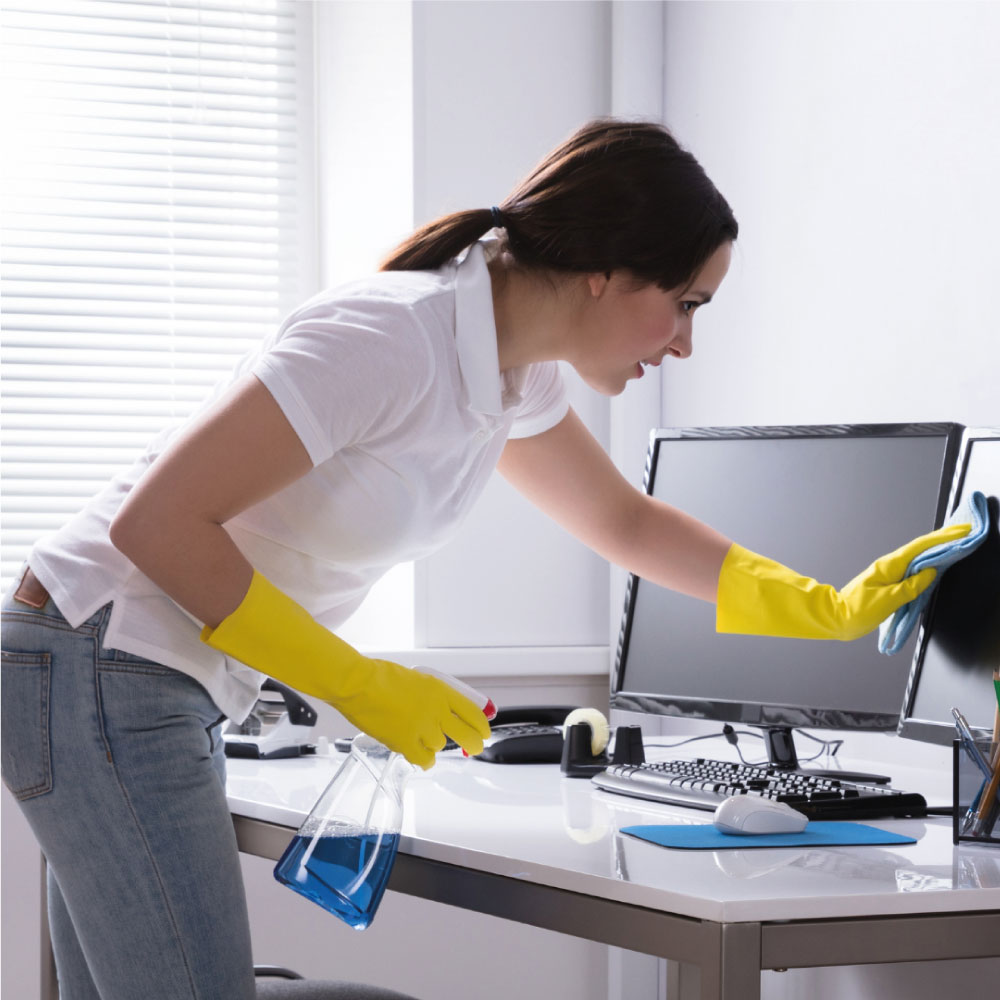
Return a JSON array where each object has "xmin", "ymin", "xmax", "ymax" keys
[{"xmin": 878, "ymin": 490, "xmax": 990, "ymax": 655}]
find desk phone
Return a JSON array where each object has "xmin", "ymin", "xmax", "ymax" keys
[{"xmin": 476, "ymin": 706, "xmax": 575, "ymax": 763}]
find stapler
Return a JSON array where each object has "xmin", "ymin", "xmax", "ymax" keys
[{"xmin": 222, "ymin": 678, "xmax": 318, "ymax": 759}]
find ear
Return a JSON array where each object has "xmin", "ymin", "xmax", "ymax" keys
[{"xmin": 586, "ymin": 271, "xmax": 612, "ymax": 298}]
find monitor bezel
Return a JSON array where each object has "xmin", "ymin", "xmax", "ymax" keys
[
  {"xmin": 897, "ymin": 426, "xmax": 1000, "ymax": 745},
  {"xmin": 610, "ymin": 422, "xmax": 964, "ymax": 731}
]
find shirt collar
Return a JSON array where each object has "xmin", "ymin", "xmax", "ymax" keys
[{"xmin": 454, "ymin": 241, "xmax": 524, "ymax": 418}]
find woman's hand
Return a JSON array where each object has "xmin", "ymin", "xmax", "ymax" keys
[
  {"xmin": 202, "ymin": 572, "xmax": 491, "ymax": 769},
  {"xmin": 715, "ymin": 522, "xmax": 973, "ymax": 640}
]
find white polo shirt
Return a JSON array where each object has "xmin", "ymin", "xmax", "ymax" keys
[{"xmin": 29, "ymin": 243, "xmax": 569, "ymax": 721}]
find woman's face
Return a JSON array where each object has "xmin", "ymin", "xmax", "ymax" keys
[{"xmin": 571, "ymin": 241, "xmax": 732, "ymax": 396}]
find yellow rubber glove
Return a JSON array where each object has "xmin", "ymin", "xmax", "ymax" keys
[
  {"xmin": 201, "ymin": 572, "xmax": 491, "ymax": 769},
  {"xmin": 716, "ymin": 522, "xmax": 972, "ymax": 641}
]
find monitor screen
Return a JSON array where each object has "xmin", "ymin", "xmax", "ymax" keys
[
  {"xmin": 898, "ymin": 428, "xmax": 1000, "ymax": 745},
  {"xmin": 612, "ymin": 424, "xmax": 961, "ymax": 744}
]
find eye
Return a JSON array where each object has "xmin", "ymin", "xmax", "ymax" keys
[{"xmin": 681, "ymin": 300, "xmax": 700, "ymax": 316}]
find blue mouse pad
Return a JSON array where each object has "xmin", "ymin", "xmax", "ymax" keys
[{"xmin": 621, "ymin": 822, "xmax": 917, "ymax": 850}]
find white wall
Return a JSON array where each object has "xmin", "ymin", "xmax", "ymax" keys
[
  {"xmin": 659, "ymin": 0, "xmax": 999, "ymax": 429},
  {"xmin": 413, "ymin": 0, "xmax": 614, "ymax": 653}
]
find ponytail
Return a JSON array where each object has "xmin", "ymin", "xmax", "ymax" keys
[
  {"xmin": 379, "ymin": 208, "xmax": 501, "ymax": 272},
  {"xmin": 380, "ymin": 119, "xmax": 737, "ymax": 289}
]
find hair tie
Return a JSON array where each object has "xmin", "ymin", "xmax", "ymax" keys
[{"xmin": 490, "ymin": 205, "xmax": 504, "ymax": 229}]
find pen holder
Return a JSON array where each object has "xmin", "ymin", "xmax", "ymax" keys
[{"xmin": 952, "ymin": 739, "xmax": 1000, "ymax": 847}]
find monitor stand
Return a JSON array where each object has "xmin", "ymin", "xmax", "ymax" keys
[{"xmin": 758, "ymin": 725, "xmax": 892, "ymax": 785}]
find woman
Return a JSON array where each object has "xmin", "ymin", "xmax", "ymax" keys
[{"xmin": 2, "ymin": 119, "xmax": 965, "ymax": 999}]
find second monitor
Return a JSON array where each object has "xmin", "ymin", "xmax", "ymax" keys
[{"xmin": 898, "ymin": 427, "xmax": 1000, "ymax": 746}]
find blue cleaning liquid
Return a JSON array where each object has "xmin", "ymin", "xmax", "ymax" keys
[{"xmin": 274, "ymin": 831, "xmax": 400, "ymax": 930}]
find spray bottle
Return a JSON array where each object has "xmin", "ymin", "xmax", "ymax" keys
[{"xmin": 273, "ymin": 668, "xmax": 495, "ymax": 929}]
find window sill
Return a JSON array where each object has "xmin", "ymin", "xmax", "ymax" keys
[{"xmin": 357, "ymin": 645, "xmax": 610, "ymax": 678}]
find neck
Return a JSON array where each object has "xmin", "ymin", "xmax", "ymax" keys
[{"xmin": 489, "ymin": 256, "xmax": 580, "ymax": 373}]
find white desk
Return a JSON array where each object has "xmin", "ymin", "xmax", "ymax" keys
[{"xmin": 228, "ymin": 749, "xmax": 1000, "ymax": 1000}]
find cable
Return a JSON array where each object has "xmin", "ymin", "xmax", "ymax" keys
[
  {"xmin": 645, "ymin": 723, "xmax": 764, "ymax": 767},
  {"xmin": 644, "ymin": 725, "xmax": 846, "ymax": 767},
  {"xmin": 925, "ymin": 805, "xmax": 957, "ymax": 816},
  {"xmin": 643, "ymin": 728, "xmax": 752, "ymax": 752},
  {"xmin": 795, "ymin": 729, "xmax": 845, "ymax": 758}
]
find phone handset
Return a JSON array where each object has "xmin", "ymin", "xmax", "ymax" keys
[{"xmin": 490, "ymin": 705, "xmax": 577, "ymax": 727}]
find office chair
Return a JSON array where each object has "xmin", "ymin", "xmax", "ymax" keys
[{"xmin": 254, "ymin": 965, "xmax": 421, "ymax": 999}]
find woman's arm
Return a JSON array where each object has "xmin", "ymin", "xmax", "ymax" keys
[
  {"xmin": 497, "ymin": 407, "xmax": 732, "ymax": 602},
  {"xmin": 499, "ymin": 408, "xmax": 971, "ymax": 640},
  {"xmin": 110, "ymin": 372, "xmax": 489, "ymax": 765},
  {"xmin": 109, "ymin": 374, "xmax": 313, "ymax": 628}
]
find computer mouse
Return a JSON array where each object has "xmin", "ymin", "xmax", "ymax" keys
[{"xmin": 712, "ymin": 796, "xmax": 809, "ymax": 836}]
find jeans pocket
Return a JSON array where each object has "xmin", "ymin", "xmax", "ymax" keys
[{"xmin": 1, "ymin": 649, "xmax": 53, "ymax": 800}]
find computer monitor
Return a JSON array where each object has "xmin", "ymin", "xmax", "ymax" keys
[
  {"xmin": 898, "ymin": 427, "xmax": 1000, "ymax": 745},
  {"xmin": 611, "ymin": 423, "xmax": 962, "ymax": 776}
]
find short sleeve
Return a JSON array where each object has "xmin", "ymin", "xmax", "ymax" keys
[
  {"xmin": 508, "ymin": 361, "xmax": 569, "ymax": 439},
  {"xmin": 251, "ymin": 300, "xmax": 432, "ymax": 467}
]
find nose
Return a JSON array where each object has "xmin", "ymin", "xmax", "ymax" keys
[{"xmin": 667, "ymin": 326, "xmax": 693, "ymax": 360}]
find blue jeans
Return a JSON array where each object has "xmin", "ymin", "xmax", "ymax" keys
[{"xmin": 1, "ymin": 582, "xmax": 256, "ymax": 999}]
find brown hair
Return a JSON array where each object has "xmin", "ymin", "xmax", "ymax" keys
[{"xmin": 380, "ymin": 118, "xmax": 737, "ymax": 290}]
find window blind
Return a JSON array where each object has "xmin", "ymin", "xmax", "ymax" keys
[{"xmin": 0, "ymin": 0, "xmax": 312, "ymax": 591}]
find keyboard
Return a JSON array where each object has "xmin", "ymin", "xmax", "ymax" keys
[{"xmin": 592, "ymin": 757, "xmax": 928, "ymax": 820}]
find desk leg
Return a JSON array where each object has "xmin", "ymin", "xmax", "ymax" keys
[
  {"xmin": 664, "ymin": 960, "xmax": 701, "ymax": 1000},
  {"xmin": 608, "ymin": 947, "xmax": 663, "ymax": 998},
  {"xmin": 701, "ymin": 923, "xmax": 761, "ymax": 1000}
]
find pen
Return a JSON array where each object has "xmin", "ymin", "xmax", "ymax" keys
[
  {"xmin": 961, "ymin": 784, "xmax": 982, "ymax": 837},
  {"xmin": 992, "ymin": 668, "xmax": 1000, "ymax": 761},
  {"xmin": 981, "ymin": 687, "xmax": 1000, "ymax": 836},
  {"xmin": 970, "ymin": 744, "xmax": 1000, "ymax": 838},
  {"xmin": 951, "ymin": 707, "xmax": 992, "ymax": 780}
]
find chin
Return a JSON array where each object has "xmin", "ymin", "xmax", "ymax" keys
[{"xmin": 583, "ymin": 375, "xmax": 628, "ymax": 397}]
